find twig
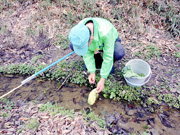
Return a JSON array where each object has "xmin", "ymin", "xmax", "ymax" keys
[
  {"xmin": 57, "ymin": 57, "xmax": 81, "ymax": 90},
  {"xmin": 57, "ymin": 74, "xmax": 71, "ymax": 90}
]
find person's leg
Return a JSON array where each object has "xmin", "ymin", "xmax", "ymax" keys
[
  {"xmin": 110, "ymin": 37, "xmax": 125, "ymax": 73},
  {"xmin": 93, "ymin": 37, "xmax": 125, "ymax": 73},
  {"xmin": 80, "ymin": 37, "xmax": 125, "ymax": 72},
  {"xmin": 94, "ymin": 53, "xmax": 103, "ymax": 69},
  {"xmin": 114, "ymin": 37, "xmax": 125, "ymax": 62},
  {"xmin": 69, "ymin": 42, "xmax": 74, "ymax": 51}
]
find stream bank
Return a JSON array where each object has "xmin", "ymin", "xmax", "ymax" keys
[{"xmin": 1, "ymin": 75, "xmax": 180, "ymax": 135}]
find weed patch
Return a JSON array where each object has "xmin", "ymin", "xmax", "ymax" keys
[
  {"xmin": 135, "ymin": 44, "xmax": 161, "ymax": 59},
  {"xmin": 174, "ymin": 51, "xmax": 180, "ymax": 58},
  {"xmin": 1, "ymin": 60, "xmax": 180, "ymax": 110},
  {"xmin": 82, "ymin": 108, "xmax": 106, "ymax": 129},
  {"xmin": 53, "ymin": 34, "xmax": 69, "ymax": 50},
  {"xmin": 0, "ymin": 97, "xmax": 15, "ymax": 110},
  {"xmin": 147, "ymin": 0, "xmax": 180, "ymax": 37},
  {"xmin": 38, "ymin": 102, "xmax": 75, "ymax": 117},
  {"xmin": 26, "ymin": 118, "xmax": 39, "ymax": 130}
]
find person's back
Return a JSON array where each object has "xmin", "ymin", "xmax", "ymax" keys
[{"xmin": 69, "ymin": 18, "xmax": 125, "ymax": 93}]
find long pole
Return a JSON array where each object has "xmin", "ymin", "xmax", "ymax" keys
[{"xmin": 0, "ymin": 51, "xmax": 75, "ymax": 99}]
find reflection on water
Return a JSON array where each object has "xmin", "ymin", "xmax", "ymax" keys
[{"xmin": 0, "ymin": 75, "xmax": 180, "ymax": 134}]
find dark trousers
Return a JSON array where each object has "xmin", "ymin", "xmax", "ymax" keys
[{"xmin": 69, "ymin": 36, "xmax": 125, "ymax": 68}]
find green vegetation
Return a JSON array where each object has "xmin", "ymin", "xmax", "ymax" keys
[
  {"xmin": 0, "ymin": 97, "xmax": 15, "ymax": 110},
  {"xmin": 0, "ymin": 0, "xmax": 179, "ymax": 121},
  {"xmin": 143, "ymin": 125, "xmax": 149, "ymax": 130},
  {"xmin": 147, "ymin": 0, "xmax": 180, "ymax": 37},
  {"xmin": 1, "ymin": 59, "xmax": 180, "ymax": 110},
  {"xmin": 26, "ymin": 118, "xmax": 39, "ymax": 130},
  {"xmin": 174, "ymin": 51, "xmax": 180, "ymax": 58},
  {"xmin": 0, "ymin": 98, "xmax": 14, "ymax": 125},
  {"xmin": 82, "ymin": 108, "xmax": 106, "ymax": 129},
  {"xmin": 1, "ymin": 112, "xmax": 7, "ymax": 117},
  {"xmin": 135, "ymin": 44, "xmax": 161, "ymax": 59},
  {"xmin": 26, "ymin": 27, "xmax": 36, "ymax": 36},
  {"xmin": 37, "ymin": 102, "xmax": 106, "ymax": 128},
  {"xmin": 17, "ymin": 128, "xmax": 25, "ymax": 134},
  {"xmin": 31, "ymin": 55, "xmax": 43, "ymax": 64},
  {"xmin": 53, "ymin": 34, "xmax": 69, "ymax": 50},
  {"xmin": 141, "ymin": 132, "xmax": 151, "ymax": 135},
  {"xmin": 38, "ymin": 102, "xmax": 75, "ymax": 117},
  {"xmin": 0, "ymin": 98, "xmax": 106, "ymax": 132},
  {"xmin": 0, "ymin": 67, "xmax": 3, "ymax": 73},
  {"xmin": 0, "ymin": 0, "xmax": 179, "ymax": 39},
  {"xmin": 158, "ymin": 93, "xmax": 179, "ymax": 108}
]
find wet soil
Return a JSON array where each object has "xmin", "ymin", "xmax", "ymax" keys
[{"xmin": 0, "ymin": 76, "xmax": 180, "ymax": 134}]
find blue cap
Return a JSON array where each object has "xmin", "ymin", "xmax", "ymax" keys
[{"xmin": 68, "ymin": 23, "xmax": 90, "ymax": 56}]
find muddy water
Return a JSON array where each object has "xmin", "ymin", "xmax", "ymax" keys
[{"xmin": 0, "ymin": 75, "xmax": 180, "ymax": 134}]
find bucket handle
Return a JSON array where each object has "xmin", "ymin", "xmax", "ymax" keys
[{"xmin": 144, "ymin": 72, "xmax": 152, "ymax": 84}]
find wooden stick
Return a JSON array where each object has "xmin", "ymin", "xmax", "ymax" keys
[
  {"xmin": 0, "ymin": 84, "xmax": 23, "ymax": 99},
  {"xmin": 57, "ymin": 57, "xmax": 81, "ymax": 91},
  {"xmin": 58, "ymin": 74, "xmax": 71, "ymax": 90}
]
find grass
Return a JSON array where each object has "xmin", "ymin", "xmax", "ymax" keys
[
  {"xmin": 26, "ymin": 27, "xmax": 36, "ymax": 36},
  {"xmin": 0, "ymin": 98, "xmax": 106, "ymax": 132},
  {"xmin": 0, "ymin": 97, "xmax": 14, "ymax": 110},
  {"xmin": 1, "ymin": 112, "xmax": 7, "ymax": 117},
  {"xmin": 38, "ymin": 101, "xmax": 106, "ymax": 128},
  {"xmin": 0, "ymin": 0, "xmax": 179, "ymax": 40},
  {"xmin": 38, "ymin": 102, "xmax": 75, "ymax": 117},
  {"xmin": 148, "ymin": 0, "xmax": 180, "ymax": 37},
  {"xmin": 82, "ymin": 108, "xmax": 106, "ymax": 129},
  {"xmin": 174, "ymin": 51, "xmax": 180, "ymax": 58},
  {"xmin": 26, "ymin": 118, "xmax": 39, "ymax": 130},
  {"xmin": 135, "ymin": 44, "xmax": 161, "ymax": 59},
  {"xmin": 31, "ymin": 55, "xmax": 43, "ymax": 64},
  {"xmin": 53, "ymin": 34, "xmax": 69, "ymax": 50}
]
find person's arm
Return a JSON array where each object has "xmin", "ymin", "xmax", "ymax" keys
[
  {"xmin": 100, "ymin": 37, "xmax": 114, "ymax": 79},
  {"xmin": 84, "ymin": 51, "xmax": 97, "ymax": 86},
  {"xmin": 83, "ymin": 50, "xmax": 96, "ymax": 73},
  {"xmin": 94, "ymin": 37, "xmax": 114, "ymax": 93},
  {"xmin": 96, "ymin": 78, "xmax": 105, "ymax": 93},
  {"xmin": 88, "ymin": 73, "xmax": 96, "ymax": 84}
]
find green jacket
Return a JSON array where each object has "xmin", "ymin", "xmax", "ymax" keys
[{"xmin": 79, "ymin": 18, "xmax": 118, "ymax": 79}]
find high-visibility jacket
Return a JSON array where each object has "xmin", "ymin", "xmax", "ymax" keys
[{"xmin": 79, "ymin": 18, "xmax": 118, "ymax": 79}]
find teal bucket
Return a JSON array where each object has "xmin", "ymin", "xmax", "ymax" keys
[{"xmin": 124, "ymin": 59, "xmax": 152, "ymax": 87}]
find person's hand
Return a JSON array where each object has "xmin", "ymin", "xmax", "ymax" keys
[
  {"xmin": 88, "ymin": 73, "xmax": 96, "ymax": 84},
  {"xmin": 96, "ymin": 78, "xmax": 105, "ymax": 93}
]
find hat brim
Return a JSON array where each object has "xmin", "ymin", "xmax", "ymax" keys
[{"xmin": 73, "ymin": 43, "xmax": 88, "ymax": 56}]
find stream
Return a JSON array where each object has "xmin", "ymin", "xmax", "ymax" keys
[{"xmin": 0, "ymin": 75, "xmax": 180, "ymax": 134}]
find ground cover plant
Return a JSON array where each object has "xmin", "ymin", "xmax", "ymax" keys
[{"xmin": 0, "ymin": 59, "xmax": 180, "ymax": 111}]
